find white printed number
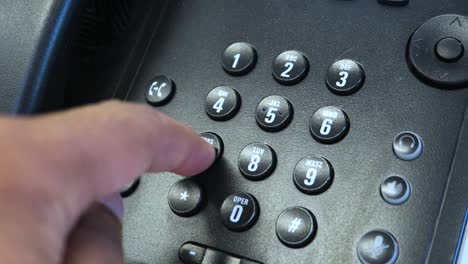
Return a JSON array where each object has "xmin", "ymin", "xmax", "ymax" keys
[
  {"xmin": 213, "ymin": 98, "xmax": 225, "ymax": 113},
  {"xmin": 229, "ymin": 205, "xmax": 243, "ymax": 223},
  {"xmin": 304, "ymin": 168, "xmax": 318, "ymax": 186},
  {"xmin": 336, "ymin": 71, "xmax": 349, "ymax": 88},
  {"xmin": 232, "ymin": 53, "xmax": 241, "ymax": 69},
  {"xmin": 280, "ymin": 62, "xmax": 294, "ymax": 78},
  {"xmin": 320, "ymin": 119, "xmax": 333, "ymax": 136},
  {"xmin": 247, "ymin": 155, "xmax": 261, "ymax": 172},
  {"xmin": 265, "ymin": 107, "xmax": 278, "ymax": 124}
]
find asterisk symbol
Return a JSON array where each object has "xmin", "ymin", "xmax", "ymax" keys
[{"xmin": 180, "ymin": 191, "xmax": 189, "ymax": 201}]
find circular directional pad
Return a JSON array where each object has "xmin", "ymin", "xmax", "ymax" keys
[{"xmin": 408, "ymin": 14, "xmax": 468, "ymax": 89}]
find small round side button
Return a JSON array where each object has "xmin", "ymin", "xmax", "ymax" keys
[
  {"xmin": 393, "ymin": 131, "xmax": 423, "ymax": 161},
  {"xmin": 145, "ymin": 75, "xmax": 175, "ymax": 106},
  {"xmin": 357, "ymin": 230, "xmax": 399, "ymax": 264},
  {"xmin": 380, "ymin": 176, "xmax": 411, "ymax": 205}
]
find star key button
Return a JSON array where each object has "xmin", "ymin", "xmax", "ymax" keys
[{"xmin": 168, "ymin": 179, "xmax": 204, "ymax": 217}]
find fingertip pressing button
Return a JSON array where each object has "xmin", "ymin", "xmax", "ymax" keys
[
  {"xmin": 393, "ymin": 131, "xmax": 423, "ymax": 161},
  {"xmin": 121, "ymin": 179, "xmax": 140, "ymax": 198},
  {"xmin": 200, "ymin": 132, "xmax": 224, "ymax": 160}
]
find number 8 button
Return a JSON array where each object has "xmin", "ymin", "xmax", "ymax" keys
[
  {"xmin": 256, "ymin": 95, "xmax": 294, "ymax": 132},
  {"xmin": 310, "ymin": 106, "xmax": 350, "ymax": 144},
  {"xmin": 238, "ymin": 143, "xmax": 277, "ymax": 181}
]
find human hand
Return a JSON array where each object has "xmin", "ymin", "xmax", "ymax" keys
[{"xmin": 0, "ymin": 101, "xmax": 215, "ymax": 264}]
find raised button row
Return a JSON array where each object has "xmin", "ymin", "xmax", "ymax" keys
[{"xmin": 180, "ymin": 242, "xmax": 261, "ymax": 264}]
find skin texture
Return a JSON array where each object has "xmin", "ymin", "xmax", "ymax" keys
[{"xmin": 0, "ymin": 100, "xmax": 215, "ymax": 264}]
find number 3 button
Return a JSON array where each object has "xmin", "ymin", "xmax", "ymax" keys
[
  {"xmin": 205, "ymin": 86, "xmax": 241, "ymax": 121},
  {"xmin": 326, "ymin": 59, "xmax": 365, "ymax": 95},
  {"xmin": 272, "ymin": 50, "xmax": 309, "ymax": 85},
  {"xmin": 256, "ymin": 95, "xmax": 294, "ymax": 132},
  {"xmin": 310, "ymin": 106, "xmax": 350, "ymax": 144},
  {"xmin": 238, "ymin": 143, "xmax": 277, "ymax": 181}
]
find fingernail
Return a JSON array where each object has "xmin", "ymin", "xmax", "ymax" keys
[{"xmin": 100, "ymin": 193, "xmax": 124, "ymax": 221}]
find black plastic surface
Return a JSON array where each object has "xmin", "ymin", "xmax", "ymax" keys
[{"xmin": 116, "ymin": 1, "xmax": 468, "ymax": 263}]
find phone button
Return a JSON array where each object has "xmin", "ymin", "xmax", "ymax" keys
[
  {"xmin": 357, "ymin": 230, "xmax": 399, "ymax": 264},
  {"xmin": 205, "ymin": 86, "xmax": 241, "ymax": 121},
  {"xmin": 272, "ymin": 50, "xmax": 309, "ymax": 85},
  {"xmin": 380, "ymin": 176, "xmax": 411, "ymax": 205},
  {"xmin": 238, "ymin": 143, "xmax": 277, "ymax": 181},
  {"xmin": 145, "ymin": 75, "xmax": 175, "ymax": 106},
  {"xmin": 222, "ymin": 42, "xmax": 257, "ymax": 76},
  {"xmin": 293, "ymin": 156, "xmax": 334, "ymax": 195},
  {"xmin": 393, "ymin": 131, "xmax": 423, "ymax": 161},
  {"xmin": 220, "ymin": 192, "xmax": 259, "ymax": 232},
  {"xmin": 168, "ymin": 179, "xmax": 204, "ymax": 217},
  {"xmin": 255, "ymin": 95, "xmax": 293, "ymax": 132},
  {"xmin": 276, "ymin": 207, "xmax": 317, "ymax": 248}
]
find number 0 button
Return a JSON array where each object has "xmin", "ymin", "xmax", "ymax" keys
[
  {"xmin": 220, "ymin": 192, "xmax": 259, "ymax": 232},
  {"xmin": 238, "ymin": 143, "xmax": 277, "ymax": 181},
  {"xmin": 293, "ymin": 156, "xmax": 334, "ymax": 195},
  {"xmin": 256, "ymin": 95, "xmax": 293, "ymax": 132},
  {"xmin": 222, "ymin": 42, "xmax": 257, "ymax": 76},
  {"xmin": 310, "ymin": 106, "xmax": 350, "ymax": 144},
  {"xmin": 272, "ymin": 50, "xmax": 309, "ymax": 85},
  {"xmin": 205, "ymin": 86, "xmax": 241, "ymax": 121},
  {"xmin": 326, "ymin": 59, "xmax": 365, "ymax": 95}
]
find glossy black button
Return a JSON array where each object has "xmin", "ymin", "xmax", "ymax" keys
[
  {"xmin": 202, "ymin": 249, "xmax": 242, "ymax": 264},
  {"xmin": 120, "ymin": 179, "xmax": 140, "ymax": 198},
  {"xmin": 238, "ymin": 143, "xmax": 277, "ymax": 181},
  {"xmin": 381, "ymin": 176, "xmax": 411, "ymax": 205},
  {"xmin": 168, "ymin": 179, "xmax": 204, "ymax": 217},
  {"xmin": 326, "ymin": 59, "xmax": 365, "ymax": 95},
  {"xmin": 222, "ymin": 42, "xmax": 257, "ymax": 76},
  {"xmin": 276, "ymin": 207, "xmax": 317, "ymax": 248},
  {"xmin": 393, "ymin": 131, "xmax": 423, "ymax": 161},
  {"xmin": 272, "ymin": 50, "xmax": 309, "ymax": 85},
  {"xmin": 145, "ymin": 75, "xmax": 175, "ymax": 106},
  {"xmin": 309, "ymin": 106, "xmax": 350, "ymax": 144},
  {"xmin": 255, "ymin": 95, "xmax": 293, "ymax": 132},
  {"xmin": 435, "ymin": 37, "xmax": 464, "ymax": 62},
  {"xmin": 293, "ymin": 156, "xmax": 334, "ymax": 195},
  {"xmin": 357, "ymin": 230, "xmax": 399, "ymax": 264},
  {"xmin": 199, "ymin": 132, "xmax": 224, "ymax": 160},
  {"xmin": 220, "ymin": 192, "xmax": 259, "ymax": 232},
  {"xmin": 378, "ymin": 0, "xmax": 409, "ymax": 6},
  {"xmin": 205, "ymin": 86, "xmax": 241, "ymax": 121},
  {"xmin": 179, "ymin": 243, "xmax": 206, "ymax": 264}
]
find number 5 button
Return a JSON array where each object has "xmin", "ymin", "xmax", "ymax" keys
[
  {"xmin": 272, "ymin": 50, "xmax": 309, "ymax": 85},
  {"xmin": 310, "ymin": 106, "xmax": 350, "ymax": 144},
  {"xmin": 205, "ymin": 86, "xmax": 241, "ymax": 121},
  {"xmin": 238, "ymin": 143, "xmax": 277, "ymax": 181},
  {"xmin": 256, "ymin": 95, "xmax": 294, "ymax": 132},
  {"xmin": 293, "ymin": 156, "xmax": 334, "ymax": 195}
]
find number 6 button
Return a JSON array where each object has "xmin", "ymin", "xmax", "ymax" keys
[
  {"xmin": 310, "ymin": 106, "xmax": 350, "ymax": 144},
  {"xmin": 205, "ymin": 86, "xmax": 241, "ymax": 121},
  {"xmin": 272, "ymin": 50, "xmax": 309, "ymax": 85},
  {"xmin": 256, "ymin": 95, "xmax": 294, "ymax": 132},
  {"xmin": 238, "ymin": 143, "xmax": 277, "ymax": 181}
]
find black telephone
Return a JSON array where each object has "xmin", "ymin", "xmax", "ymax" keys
[{"xmin": 1, "ymin": 1, "xmax": 467, "ymax": 263}]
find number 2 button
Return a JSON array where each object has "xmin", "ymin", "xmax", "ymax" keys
[
  {"xmin": 205, "ymin": 86, "xmax": 241, "ymax": 121},
  {"xmin": 309, "ymin": 106, "xmax": 350, "ymax": 144},
  {"xmin": 238, "ymin": 143, "xmax": 277, "ymax": 181},
  {"xmin": 272, "ymin": 50, "xmax": 309, "ymax": 85},
  {"xmin": 222, "ymin": 42, "xmax": 257, "ymax": 76},
  {"xmin": 256, "ymin": 95, "xmax": 294, "ymax": 132}
]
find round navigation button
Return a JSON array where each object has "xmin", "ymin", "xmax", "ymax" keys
[
  {"xmin": 205, "ymin": 86, "xmax": 241, "ymax": 121},
  {"xmin": 272, "ymin": 50, "xmax": 309, "ymax": 85},
  {"xmin": 255, "ymin": 95, "xmax": 294, "ymax": 132},
  {"xmin": 381, "ymin": 176, "xmax": 411, "ymax": 205},
  {"xmin": 435, "ymin": 37, "xmax": 464, "ymax": 63},
  {"xmin": 145, "ymin": 75, "xmax": 175, "ymax": 106},
  {"xmin": 357, "ymin": 230, "xmax": 399, "ymax": 264},
  {"xmin": 238, "ymin": 143, "xmax": 277, "ymax": 181},
  {"xmin": 168, "ymin": 179, "xmax": 204, "ymax": 217},
  {"xmin": 326, "ymin": 59, "xmax": 365, "ymax": 95},
  {"xmin": 393, "ymin": 131, "xmax": 423, "ymax": 161},
  {"xmin": 276, "ymin": 207, "xmax": 317, "ymax": 248},
  {"xmin": 220, "ymin": 192, "xmax": 259, "ymax": 232},
  {"xmin": 199, "ymin": 132, "xmax": 224, "ymax": 160},
  {"xmin": 222, "ymin": 42, "xmax": 257, "ymax": 76},
  {"xmin": 293, "ymin": 156, "xmax": 334, "ymax": 195},
  {"xmin": 309, "ymin": 106, "xmax": 350, "ymax": 144}
]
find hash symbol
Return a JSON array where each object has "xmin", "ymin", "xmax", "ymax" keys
[{"xmin": 288, "ymin": 218, "xmax": 302, "ymax": 233}]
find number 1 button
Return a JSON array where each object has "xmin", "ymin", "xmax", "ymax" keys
[
  {"xmin": 272, "ymin": 50, "xmax": 309, "ymax": 85},
  {"xmin": 309, "ymin": 106, "xmax": 350, "ymax": 144},
  {"xmin": 256, "ymin": 95, "xmax": 294, "ymax": 132},
  {"xmin": 222, "ymin": 42, "xmax": 257, "ymax": 76},
  {"xmin": 205, "ymin": 86, "xmax": 241, "ymax": 121}
]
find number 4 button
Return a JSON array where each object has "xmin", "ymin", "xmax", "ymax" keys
[
  {"xmin": 205, "ymin": 86, "xmax": 241, "ymax": 121},
  {"xmin": 309, "ymin": 106, "xmax": 350, "ymax": 144}
]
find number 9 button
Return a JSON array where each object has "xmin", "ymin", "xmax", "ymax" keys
[
  {"xmin": 205, "ymin": 86, "xmax": 241, "ymax": 121},
  {"xmin": 310, "ymin": 106, "xmax": 350, "ymax": 144},
  {"xmin": 326, "ymin": 59, "xmax": 365, "ymax": 95},
  {"xmin": 293, "ymin": 156, "xmax": 334, "ymax": 195},
  {"xmin": 238, "ymin": 143, "xmax": 277, "ymax": 181},
  {"xmin": 256, "ymin": 95, "xmax": 293, "ymax": 132},
  {"xmin": 220, "ymin": 192, "xmax": 259, "ymax": 232},
  {"xmin": 272, "ymin": 50, "xmax": 309, "ymax": 85}
]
